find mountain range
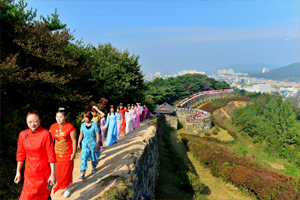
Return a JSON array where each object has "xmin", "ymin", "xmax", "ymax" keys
[{"xmin": 249, "ymin": 62, "xmax": 300, "ymax": 82}]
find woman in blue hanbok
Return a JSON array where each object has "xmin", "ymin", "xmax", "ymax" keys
[
  {"xmin": 77, "ymin": 110, "xmax": 100, "ymax": 179},
  {"xmin": 105, "ymin": 105, "xmax": 121, "ymax": 146}
]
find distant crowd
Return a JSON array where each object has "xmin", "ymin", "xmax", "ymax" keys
[
  {"xmin": 176, "ymin": 89, "xmax": 234, "ymax": 107},
  {"xmin": 176, "ymin": 108, "xmax": 209, "ymax": 119}
]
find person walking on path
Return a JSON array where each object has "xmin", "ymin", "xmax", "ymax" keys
[
  {"xmin": 15, "ymin": 110, "xmax": 56, "ymax": 200},
  {"xmin": 116, "ymin": 106, "xmax": 122, "ymax": 140},
  {"xmin": 125, "ymin": 105, "xmax": 131, "ymax": 134},
  {"xmin": 129, "ymin": 104, "xmax": 134, "ymax": 131},
  {"xmin": 119, "ymin": 103, "xmax": 128, "ymax": 136},
  {"xmin": 77, "ymin": 110, "xmax": 100, "ymax": 179},
  {"xmin": 135, "ymin": 103, "xmax": 140, "ymax": 127},
  {"xmin": 105, "ymin": 105, "xmax": 121, "ymax": 146},
  {"xmin": 100, "ymin": 114, "xmax": 106, "ymax": 152},
  {"xmin": 131, "ymin": 104, "xmax": 136, "ymax": 130},
  {"xmin": 50, "ymin": 108, "xmax": 76, "ymax": 198}
]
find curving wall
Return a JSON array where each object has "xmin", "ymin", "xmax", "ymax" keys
[{"xmin": 175, "ymin": 90, "xmax": 235, "ymax": 133}]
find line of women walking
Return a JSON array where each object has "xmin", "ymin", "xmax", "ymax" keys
[{"xmin": 14, "ymin": 102, "xmax": 149, "ymax": 199}]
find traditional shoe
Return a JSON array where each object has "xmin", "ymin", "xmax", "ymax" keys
[
  {"xmin": 92, "ymin": 166, "xmax": 96, "ymax": 174},
  {"xmin": 78, "ymin": 171, "xmax": 85, "ymax": 179},
  {"xmin": 63, "ymin": 187, "xmax": 71, "ymax": 198}
]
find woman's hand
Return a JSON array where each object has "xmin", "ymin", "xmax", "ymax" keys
[
  {"xmin": 14, "ymin": 172, "xmax": 21, "ymax": 183},
  {"xmin": 77, "ymin": 143, "xmax": 81, "ymax": 150},
  {"xmin": 70, "ymin": 153, "xmax": 75, "ymax": 160},
  {"xmin": 48, "ymin": 173, "xmax": 56, "ymax": 185},
  {"xmin": 95, "ymin": 143, "xmax": 100, "ymax": 151}
]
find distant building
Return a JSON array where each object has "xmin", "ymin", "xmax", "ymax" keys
[
  {"xmin": 262, "ymin": 68, "xmax": 269, "ymax": 73},
  {"xmin": 242, "ymin": 84, "xmax": 271, "ymax": 93}
]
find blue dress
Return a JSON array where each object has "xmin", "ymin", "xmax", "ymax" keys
[
  {"xmin": 105, "ymin": 112, "xmax": 121, "ymax": 146},
  {"xmin": 80, "ymin": 122, "xmax": 100, "ymax": 170}
]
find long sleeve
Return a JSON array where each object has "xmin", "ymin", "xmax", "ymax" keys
[
  {"xmin": 106, "ymin": 114, "xmax": 110, "ymax": 127},
  {"xmin": 45, "ymin": 131, "xmax": 56, "ymax": 163},
  {"xmin": 16, "ymin": 132, "xmax": 26, "ymax": 161}
]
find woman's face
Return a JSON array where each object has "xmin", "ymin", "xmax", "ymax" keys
[
  {"xmin": 83, "ymin": 114, "xmax": 90, "ymax": 123},
  {"xmin": 120, "ymin": 105, "xmax": 123, "ymax": 110},
  {"xmin": 110, "ymin": 107, "xmax": 114, "ymax": 113},
  {"xmin": 27, "ymin": 114, "xmax": 41, "ymax": 132},
  {"xmin": 117, "ymin": 108, "xmax": 120, "ymax": 113},
  {"xmin": 56, "ymin": 112, "xmax": 66, "ymax": 125}
]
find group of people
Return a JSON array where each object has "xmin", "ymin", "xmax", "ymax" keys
[
  {"xmin": 176, "ymin": 89, "xmax": 234, "ymax": 107},
  {"xmin": 14, "ymin": 102, "xmax": 150, "ymax": 199},
  {"xmin": 176, "ymin": 107, "xmax": 209, "ymax": 120}
]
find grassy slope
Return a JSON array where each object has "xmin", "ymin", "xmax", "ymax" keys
[{"xmin": 171, "ymin": 123, "xmax": 254, "ymax": 200}]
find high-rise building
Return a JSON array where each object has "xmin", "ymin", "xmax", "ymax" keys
[{"xmin": 262, "ymin": 68, "xmax": 269, "ymax": 73}]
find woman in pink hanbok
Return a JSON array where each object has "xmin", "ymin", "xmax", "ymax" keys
[
  {"xmin": 100, "ymin": 115, "xmax": 106, "ymax": 152},
  {"xmin": 131, "ymin": 105, "xmax": 136, "ymax": 130},
  {"xmin": 135, "ymin": 103, "xmax": 140, "ymax": 127}
]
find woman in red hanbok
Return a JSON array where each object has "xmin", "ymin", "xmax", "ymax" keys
[
  {"xmin": 119, "ymin": 103, "xmax": 128, "ymax": 136},
  {"xmin": 15, "ymin": 110, "xmax": 56, "ymax": 200},
  {"xmin": 50, "ymin": 108, "xmax": 76, "ymax": 198}
]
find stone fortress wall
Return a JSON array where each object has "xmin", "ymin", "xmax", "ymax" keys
[{"xmin": 175, "ymin": 90, "xmax": 235, "ymax": 133}]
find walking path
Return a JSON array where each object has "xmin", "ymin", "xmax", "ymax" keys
[{"xmin": 51, "ymin": 120, "xmax": 154, "ymax": 200}]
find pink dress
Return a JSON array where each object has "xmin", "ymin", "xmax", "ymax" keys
[
  {"xmin": 136, "ymin": 107, "xmax": 140, "ymax": 127},
  {"xmin": 100, "ymin": 117, "xmax": 106, "ymax": 146},
  {"xmin": 116, "ymin": 114, "xmax": 122, "ymax": 139},
  {"xmin": 132, "ymin": 109, "xmax": 136, "ymax": 129}
]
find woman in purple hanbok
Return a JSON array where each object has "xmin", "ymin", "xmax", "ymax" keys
[{"xmin": 116, "ymin": 106, "xmax": 122, "ymax": 139}]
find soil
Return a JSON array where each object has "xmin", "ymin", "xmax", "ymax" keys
[{"xmin": 51, "ymin": 120, "xmax": 155, "ymax": 200}]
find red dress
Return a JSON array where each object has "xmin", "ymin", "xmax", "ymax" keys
[
  {"xmin": 16, "ymin": 126, "xmax": 56, "ymax": 200},
  {"xmin": 50, "ymin": 122, "xmax": 75, "ymax": 193},
  {"xmin": 120, "ymin": 109, "xmax": 128, "ymax": 135}
]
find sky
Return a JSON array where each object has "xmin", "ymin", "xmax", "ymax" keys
[{"xmin": 25, "ymin": 0, "xmax": 299, "ymax": 74}]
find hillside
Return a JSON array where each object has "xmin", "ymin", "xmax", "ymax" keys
[
  {"xmin": 224, "ymin": 63, "xmax": 281, "ymax": 72},
  {"xmin": 249, "ymin": 62, "xmax": 300, "ymax": 81}
]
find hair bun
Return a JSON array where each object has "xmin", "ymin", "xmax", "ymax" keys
[{"xmin": 58, "ymin": 107, "xmax": 65, "ymax": 111}]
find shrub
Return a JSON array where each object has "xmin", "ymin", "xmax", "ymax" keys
[
  {"xmin": 180, "ymin": 133, "xmax": 300, "ymax": 200},
  {"xmin": 215, "ymin": 124, "xmax": 220, "ymax": 132},
  {"xmin": 212, "ymin": 129, "xmax": 218, "ymax": 135},
  {"xmin": 204, "ymin": 132, "xmax": 211, "ymax": 136}
]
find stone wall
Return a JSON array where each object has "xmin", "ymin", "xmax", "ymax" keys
[
  {"xmin": 180, "ymin": 91, "xmax": 235, "ymax": 108},
  {"xmin": 165, "ymin": 114, "xmax": 178, "ymax": 130},
  {"xmin": 176, "ymin": 108, "xmax": 211, "ymax": 133},
  {"xmin": 131, "ymin": 122, "xmax": 159, "ymax": 200}
]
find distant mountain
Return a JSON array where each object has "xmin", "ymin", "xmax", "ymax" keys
[
  {"xmin": 249, "ymin": 62, "xmax": 300, "ymax": 82},
  {"xmin": 224, "ymin": 63, "xmax": 281, "ymax": 73}
]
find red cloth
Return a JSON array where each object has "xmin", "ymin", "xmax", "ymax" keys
[
  {"xmin": 16, "ymin": 126, "xmax": 56, "ymax": 200},
  {"xmin": 120, "ymin": 109, "xmax": 128, "ymax": 135},
  {"xmin": 50, "ymin": 122, "xmax": 75, "ymax": 193}
]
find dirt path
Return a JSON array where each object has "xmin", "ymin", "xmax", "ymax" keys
[
  {"xmin": 51, "ymin": 120, "xmax": 154, "ymax": 200},
  {"xmin": 170, "ymin": 130, "xmax": 253, "ymax": 200}
]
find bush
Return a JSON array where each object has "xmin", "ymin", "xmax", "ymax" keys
[
  {"xmin": 215, "ymin": 124, "xmax": 220, "ymax": 132},
  {"xmin": 204, "ymin": 132, "xmax": 211, "ymax": 136},
  {"xmin": 180, "ymin": 133, "xmax": 300, "ymax": 200},
  {"xmin": 212, "ymin": 129, "xmax": 218, "ymax": 135}
]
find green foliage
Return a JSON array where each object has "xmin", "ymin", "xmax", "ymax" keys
[
  {"xmin": 0, "ymin": 1, "xmax": 147, "ymax": 199},
  {"xmin": 181, "ymin": 133, "xmax": 300, "ymax": 199},
  {"xmin": 215, "ymin": 124, "xmax": 220, "ymax": 132},
  {"xmin": 234, "ymin": 142, "xmax": 248, "ymax": 156},
  {"xmin": 231, "ymin": 93, "xmax": 300, "ymax": 163},
  {"xmin": 89, "ymin": 43, "xmax": 146, "ymax": 106},
  {"xmin": 204, "ymin": 132, "xmax": 211, "ymax": 136},
  {"xmin": 212, "ymin": 128, "xmax": 218, "ymax": 135},
  {"xmin": 250, "ymin": 62, "xmax": 300, "ymax": 82},
  {"xmin": 145, "ymin": 74, "xmax": 230, "ymax": 105},
  {"xmin": 157, "ymin": 116, "xmax": 206, "ymax": 198}
]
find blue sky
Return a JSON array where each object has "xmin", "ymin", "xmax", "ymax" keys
[{"xmin": 25, "ymin": 0, "xmax": 299, "ymax": 73}]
